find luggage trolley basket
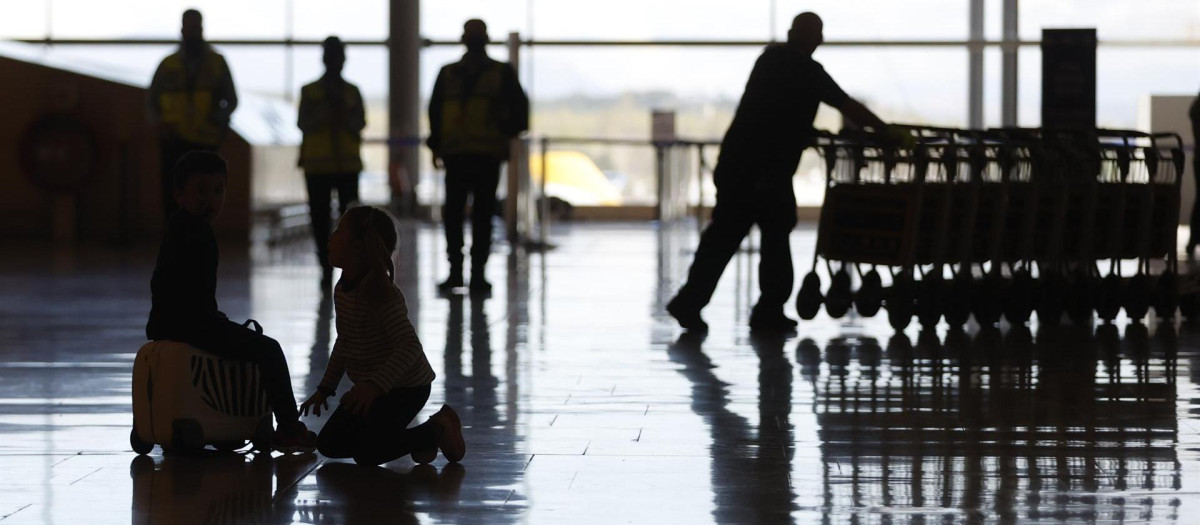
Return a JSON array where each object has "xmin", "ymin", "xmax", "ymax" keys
[
  {"xmin": 987, "ymin": 129, "xmax": 1043, "ymax": 326},
  {"xmin": 1093, "ymin": 130, "xmax": 1187, "ymax": 322},
  {"xmin": 797, "ymin": 126, "xmax": 951, "ymax": 329},
  {"xmin": 798, "ymin": 126, "xmax": 1187, "ymax": 331}
]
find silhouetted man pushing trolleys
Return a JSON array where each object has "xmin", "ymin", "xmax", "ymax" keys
[{"xmin": 667, "ymin": 12, "xmax": 889, "ymax": 333}]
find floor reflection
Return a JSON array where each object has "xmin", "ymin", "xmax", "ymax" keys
[
  {"xmin": 129, "ymin": 452, "xmax": 317, "ymax": 525},
  {"xmin": 10, "ymin": 224, "xmax": 1200, "ymax": 523},
  {"xmin": 668, "ymin": 332, "xmax": 797, "ymax": 524},
  {"xmin": 438, "ymin": 253, "xmax": 527, "ymax": 517},
  {"xmin": 807, "ymin": 324, "xmax": 1181, "ymax": 522},
  {"xmin": 299, "ymin": 462, "xmax": 465, "ymax": 524}
]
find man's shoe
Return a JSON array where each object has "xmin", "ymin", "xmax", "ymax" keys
[
  {"xmin": 437, "ymin": 274, "xmax": 464, "ymax": 294},
  {"xmin": 749, "ymin": 310, "xmax": 798, "ymax": 333},
  {"xmin": 667, "ymin": 296, "xmax": 708, "ymax": 332},
  {"xmin": 468, "ymin": 277, "xmax": 492, "ymax": 296},
  {"xmin": 273, "ymin": 421, "xmax": 317, "ymax": 454},
  {"xmin": 429, "ymin": 405, "xmax": 466, "ymax": 463}
]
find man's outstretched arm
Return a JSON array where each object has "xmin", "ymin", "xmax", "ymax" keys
[{"xmin": 840, "ymin": 98, "xmax": 886, "ymax": 131}]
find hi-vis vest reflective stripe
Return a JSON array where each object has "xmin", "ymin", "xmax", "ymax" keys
[
  {"xmin": 439, "ymin": 61, "xmax": 508, "ymax": 157},
  {"xmin": 299, "ymin": 81, "xmax": 364, "ymax": 175},
  {"xmin": 156, "ymin": 51, "xmax": 229, "ymax": 146}
]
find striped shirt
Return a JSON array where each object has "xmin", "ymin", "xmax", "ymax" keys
[{"xmin": 319, "ymin": 284, "xmax": 436, "ymax": 394}]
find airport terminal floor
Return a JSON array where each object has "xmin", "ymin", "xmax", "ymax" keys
[{"xmin": 3, "ymin": 222, "xmax": 1200, "ymax": 523}]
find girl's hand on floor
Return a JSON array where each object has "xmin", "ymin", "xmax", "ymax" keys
[
  {"xmin": 300, "ymin": 391, "xmax": 329, "ymax": 417},
  {"xmin": 341, "ymin": 383, "xmax": 384, "ymax": 416}
]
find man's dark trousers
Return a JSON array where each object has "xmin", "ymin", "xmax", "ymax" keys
[
  {"xmin": 672, "ymin": 166, "xmax": 797, "ymax": 314},
  {"xmin": 442, "ymin": 154, "xmax": 502, "ymax": 273},
  {"xmin": 305, "ymin": 172, "xmax": 360, "ymax": 272}
]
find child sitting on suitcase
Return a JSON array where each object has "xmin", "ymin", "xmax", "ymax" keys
[
  {"xmin": 146, "ymin": 151, "xmax": 317, "ymax": 453},
  {"xmin": 300, "ymin": 206, "xmax": 465, "ymax": 465}
]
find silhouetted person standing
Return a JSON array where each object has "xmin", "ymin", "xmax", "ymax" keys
[
  {"xmin": 148, "ymin": 9, "xmax": 237, "ymax": 223},
  {"xmin": 298, "ymin": 37, "xmax": 366, "ymax": 288},
  {"xmin": 1188, "ymin": 91, "xmax": 1200, "ymax": 255},
  {"xmin": 428, "ymin": 19, "xmax": 529, "ymax": 295},
  {"xmin": 667, "ymin": 12, "xmax": 886, "ymax": 332}
]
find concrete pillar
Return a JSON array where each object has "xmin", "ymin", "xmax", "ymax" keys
[
  {"xmin": 505, "ymin": 32, "xmax": 523, "ymax": 242},
  {"xmin": 968, "ymin": 0, "xmax": 984, "ymax": 129},
  {"xmin": 389, "ymin": 0, "xmax": 421, "ymax": 217},
  {"xmin": 1001, "ymin": 0, "xmax": 1019, "ymax": 127}
]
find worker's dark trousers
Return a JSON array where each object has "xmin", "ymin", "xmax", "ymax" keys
[
  {"xmin": 442, "ymin": 154, "xmax": 502, "ymax": 275},
  {"xmin": 305, "ymin": 172, "xmax": 361, "ymax": 273},
  {"xmin": 672, "ymin": 169, "xmax": 797, "ymax": 314}
]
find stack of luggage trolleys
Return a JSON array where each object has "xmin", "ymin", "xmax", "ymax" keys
[{"xmin": 797, "ymin": 125, "xmax": 1188, "ymax": 330}]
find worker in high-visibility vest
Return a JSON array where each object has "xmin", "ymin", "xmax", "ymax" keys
[
  {"xmin": 298, "ymin": 36, "xmax": 366, "ymax": 288},
  {"xmin": 428, "ymin": 19, "xmax": 529, "ymax": 295},
  {"xmin": 147, "ymin": 9, "xmax": 238, "ymax": 223}
]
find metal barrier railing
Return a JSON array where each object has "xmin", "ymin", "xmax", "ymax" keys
[{"xmin": 522, "ymin": 136, "xmax": 722, "ymax": 247}]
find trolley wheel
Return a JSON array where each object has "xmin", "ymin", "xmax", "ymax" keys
[
  {"xmin": 1124, "ymin": 273, "xmax": 1152, "ymax": 322},
  {"xmin": 854, "ymin": 269, "xmax": 883, "ymax": 317},
  {"xmin": 916, "ymin": 274, "xmax": 943, "ymax": 329},
  {"xmin": 796, "ymin": 272, "xmax": 824, "ymax": 321},
  {"xmin": 1124, "ymin": 322, "xmax": 1151, "ymax": 356},
  {"xmin": 130, "ymin": 425, "xmax": 153, "ymax": 455},
  {"xmin": 1005, "ymin": 325, "xmax": 1035, "ymax": 361},
  {"xmin": 1099, "ymin": 273, "xmax": 1123, "ymax": 321},
  {"xmin": 1096, "ymin": 323, "xmax": 1121, "ymax": 356},
  {"xmin": 1003, "ymin": 270, "xmax": 1035, "ymax": 325},
  {"xmin": 943, "ymin": 327, "xmax": 971, "ymax": 357},
  {"xmin": 886, "ymin": 274, "xmax": 915, "ymax": 331},
  {"xmin": 886, "ymin": 332, "xmax": 913, "ymax": 359},
  {"xmin": 825, "ymin": 269, "xmax": 853, "ymax": 319},
  {"xmin": 973, "ymin": 325, "xmax": 1003, "ymax": 354},
  {"xmin": 1153, "ymin": 272, "xmax": 1178, "ymax": 319},
  {"xmin": 1181, "ymin": 292, "xmax": 1200, "ymax": 321},
  {"xmin": 973, "ymin": 274, "xmax": 1005, "ymax": 327},
  {"xmin": 129, "ymin": 453, "xmax": 154, "ymax": 478},
  {"xmin": 943, "ymin": 275, "xmax": 972, "ymax": 328},
  {"xmin": 1037, "ymin": 274, "xmax": 1067, "ymax": 325},
  {"xmin": 1096, "ymin": 274, "xmax": 1123, "ymax": 323},
  {"xmin": 1066, "ymin": 274, "xmax": 1096, "ymax": 326}
]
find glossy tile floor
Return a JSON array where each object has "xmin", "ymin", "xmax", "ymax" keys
[{"xmin": 3, "ymin": 222, "xmax": 1200, "ymax": 523}]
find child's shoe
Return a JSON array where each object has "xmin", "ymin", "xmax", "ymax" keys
[
  {"xmin": 273, "ymin": 421, "xmax": 317, "ymax": 454},
  {"xmin": 429, "ymin": 405, "xmax": 466, "ymax": 463}
]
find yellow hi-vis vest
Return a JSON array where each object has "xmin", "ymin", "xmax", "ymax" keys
[
  {"xmin": 155, "ymin": 50, "xmax": 230, "ymax": 146},
  {"xmin": 298, "ymin": 81, "xmax": 364, "ymax": 175},
  {"xmin": 438, "ymin": 61, "xmax": 509, "ymax": 158}
]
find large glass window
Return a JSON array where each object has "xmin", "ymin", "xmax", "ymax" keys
[
  {"xmin": 2, "ymin": 0, "xmax": 1196, "ymax": 209},
  {"xmin": 1019, "ymin": 0, "xmax": 1200, "ymax": 41}
]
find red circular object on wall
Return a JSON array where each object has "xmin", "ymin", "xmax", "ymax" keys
[{"xmin": 20, "ymin": 114, "xmax": 96, "ymax": 194}]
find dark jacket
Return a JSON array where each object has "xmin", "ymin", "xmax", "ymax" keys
[
  {"xmin": 717, "ymin": 44, "xmax": 849, "ymax": 183},
  {"xmin": 427, "ymin": 51, "xmax": 529, "ymax": 160},
  {"xmin": 147, "ymin": 211, "xmax": 222, "ymax": 340}
]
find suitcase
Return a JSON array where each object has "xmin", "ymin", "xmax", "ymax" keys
[{"xmin": 131, "ymin": 321, "xmax": 273, "ymax": 454}]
